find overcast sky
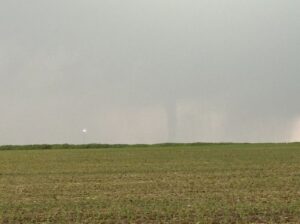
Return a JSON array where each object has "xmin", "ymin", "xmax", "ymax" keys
[{"xmin": 0, "ymin": 0, "xmax": 299, "ymax": 144}]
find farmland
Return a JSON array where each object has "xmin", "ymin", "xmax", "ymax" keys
[{"xmin": 1, "ymin": 143, "xmax": 300, "ymax": 223}]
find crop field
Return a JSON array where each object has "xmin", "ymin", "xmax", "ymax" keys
[{"xmin": 0, "ymin": 143, "xmax": 300, "ymax": 223}]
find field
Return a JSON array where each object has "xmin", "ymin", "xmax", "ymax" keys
[{"xmin": 1, "ymin": 143, "xmax": 300, "ymax": 223}]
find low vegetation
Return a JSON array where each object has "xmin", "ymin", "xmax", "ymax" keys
[{"xmin": 1, "ymin": 143, "xmax": 300, "ymax": 223}]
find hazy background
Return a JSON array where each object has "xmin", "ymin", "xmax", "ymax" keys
[{"xmin": 0, "ymin": 0, "xmax": 299, "ymax": 144}]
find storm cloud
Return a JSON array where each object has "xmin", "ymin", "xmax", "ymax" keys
[{"xmin": 0, "ymin": 0, "xmax": 299, "ymax": 144}]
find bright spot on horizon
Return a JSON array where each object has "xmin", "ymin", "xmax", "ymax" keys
[{"xmin": 82, "ymin": 129, "xmax": 87, "ymax": 133}]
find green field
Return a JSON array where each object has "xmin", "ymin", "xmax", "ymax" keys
[{"xmin": 1, "ymin": 144, "xmax": 300, "ymax": 223}]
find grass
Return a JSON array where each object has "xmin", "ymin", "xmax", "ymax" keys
[{"xmin": 0, "ymin": 143, "xmax": 300, "ymax": 223}]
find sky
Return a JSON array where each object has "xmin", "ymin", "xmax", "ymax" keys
[{"xmin": 0, "ymin": 0, "xmax": 299, "ymax": 144}]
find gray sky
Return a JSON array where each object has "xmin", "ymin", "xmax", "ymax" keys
[{"xmin": 0, "ymin": 0, "xmax": 300, "ymax": 144}]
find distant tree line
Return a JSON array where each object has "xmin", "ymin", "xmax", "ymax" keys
[
  {"xmin": 0, "ymin": 142, "xmax": 298, "ymax": 151},
  {"xmin": 0, "ymin": 143, "xmax": 231, "ymax": 150}
]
